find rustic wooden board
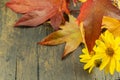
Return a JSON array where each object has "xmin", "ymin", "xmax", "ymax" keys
[{"xmin": 0, "ymin": 0, "xmax": 120, "ymax": 80}]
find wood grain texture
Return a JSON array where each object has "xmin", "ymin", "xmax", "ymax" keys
[{"xmin": 0, "ymin": 0, "xmax": 120, "ymax": 80}]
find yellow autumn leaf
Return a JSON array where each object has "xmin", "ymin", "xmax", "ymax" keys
[
  {"xmin": 102, "ymin": 16, "xmax": 120, "ymax": 37},
  {"xmin": 39, "ymin": 15, "xmax": 84, "ymax": 59}
]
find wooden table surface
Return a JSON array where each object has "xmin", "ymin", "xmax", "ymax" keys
[{"xmin": 0, "ymin": 0, "xmax": 120, "ymax": 80}]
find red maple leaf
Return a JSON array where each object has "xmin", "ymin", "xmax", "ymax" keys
[
  {"xmin": 77, "ymin": 0, "xmax": 120, "ymax": 53},
  {"xmin": 6, "ymin": 0, "xmax": 69, "ymax": 30}
]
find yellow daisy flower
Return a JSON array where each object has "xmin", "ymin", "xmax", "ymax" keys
[
  {"xmin": 80, "ymin": 48, "xmax": 101, "ymax": 73},
  {"xmin": 94, "ymin": 30, "xmax": 120, "ymax": 75}
]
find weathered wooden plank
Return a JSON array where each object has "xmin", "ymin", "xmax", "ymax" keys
[
  {"xmin": 38, "ymin": 25, "xmax": 76, "ymax": 80},
  {"xmin": 91, "ymin": 68, "xmax": 120, "ymax": 80},
  {"xmin": 0, "ymin": 1, "xmax": 17, "ymax": 80},
  {"xmin": 15, "ymin": 28, "xmax": 39, "ymax": 80},
  {"xmin": 0, "ymin": 0, "xmax": 38, "ymax": 80}
]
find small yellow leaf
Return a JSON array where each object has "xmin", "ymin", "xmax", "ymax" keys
[{"xmin": 39, "ymin": 15, "xmax": 84, "ymax": 59}]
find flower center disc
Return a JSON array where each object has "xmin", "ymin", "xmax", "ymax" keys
[{"xmin": 106, "ymin": 47, "xmax": 114, "ymax": 56}]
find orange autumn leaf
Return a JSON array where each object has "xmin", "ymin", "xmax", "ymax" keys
[
  {"xmin": 6, "ymin": 0, "xmax": 69, "ymax": 30},
  {"xmin": 39, "ymin": 15, "xmax": 83, "ymax": 59},
  {"xmin": 77, "ymin": 0, "xmax": 120, "ymax": 52}
]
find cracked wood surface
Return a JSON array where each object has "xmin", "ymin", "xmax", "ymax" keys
[{"xmin": 0, "ymin": 0, "xmax": 120, "ymax": 80}]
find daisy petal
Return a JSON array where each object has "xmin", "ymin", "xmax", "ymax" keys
[
  {"xmin": 110, "ymin": 58, "xmax": 115, "ymax": 75},
  {"xmin": 100, "ymin": 56, "xmax": 110, "ymax": 70},
  {"xmin": 116, "ymin": 60, "xmax": 120, "ymax": 72}
]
